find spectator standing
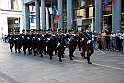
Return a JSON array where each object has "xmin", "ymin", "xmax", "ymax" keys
[
  {"xmin": 101, "ymin": 30, "xmax": 106, "ymax": 50},
  {"xmin": 105, "ymin": 29, "xmax": 111, "ymax": 50},
  {"xmin": 97, "ymin": 32, "xmax": 102, "ymax": 49},
  {"xmin": 121, "ymin": 29, "xmax": 124, "ymax": 53},
  {"xmin": 115, "ymin": 30, "xmax": 121, "ymax": 51},
  {"xmin": 110, "ymin": 31, "xmax": 116, "ymax": 51}
]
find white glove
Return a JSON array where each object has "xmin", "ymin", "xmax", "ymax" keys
[
  {"xmin": 72, "ymin": 34, "xmax": 76, "ymax": 36},
  {"xmin": 58, "ymin": 43, "xmax": 60, "ymax": 46},
  {"xmin": 68, "ymin": 38, "xmax": 70, "ymax": 41},
  {"xmin": 27, "ymin": 37, "xmax": 29, "ymax": 39},
  {"xmin": 87, "ymin": 40, "xmax": 91, "ymax": 44},
  {"xmin": 38, "ymin": 38, "xmax": 40, "ymax": 40},
  {"xmin": 47, "ymin": 38, "xmax": 50, "ymax": 40},
  {"xmin": 81, "ymin": 38, "xmax": 84, "ymax": 41},
  {"xmin": 22, "ymin": 36, "xmax": 24, "ymax": 38},
  {"xmin": 33, "ymin": 37, "xmax": 35, "ymax": 39}
]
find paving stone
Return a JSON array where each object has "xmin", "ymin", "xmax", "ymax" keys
[{"xmin": 0, "ymin": 43, "xmax": 124, "ymax": 83}]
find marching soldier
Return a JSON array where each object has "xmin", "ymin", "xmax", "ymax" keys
[
  {"xmin": 8, "ymin": 31, "xmax": 14, "ymax": 52},
  {"xmin": 57, "ymin": 28, "xmax": 66, "ymax": 62},
  {"xmin": 32, "ymin": 29, "xmax": 39, "ymax": 56},
  {"xmin": 45, "ymin": 29, "xmax": 54, "ymax": 60},
  {"xmin": 20, "ymin": 29, "xmax": 27, "ymax": 54},
  {"xmin": 67, "ymin": 29, "xmax": 76, "ymax": 60},
  {"xmin": 75, "ymin": 31, "xmax": 81, "ymax": 51},
  {"xmin": 80, "ymin": 29, "xmax": 87, "ymax": 59},
  {"xmin": 14, "ymin": 31, "xmax": 20, "ymax": 53},
  {"xmin": 17, "ymin": 31, "xmax": 22, "ymax": 53},
  {"xmin": 83, "ymin": 25, "xmax": 94, "ymax": 64},
  {"xmin": 26, "ymin": 30, "xmax": 32, "ymax": 55},
  {"xmin": 38, "ymin": 29, "xmax": 45, "ymax": 57}
]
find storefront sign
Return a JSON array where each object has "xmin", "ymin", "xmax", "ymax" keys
[{"xmin": 77, "ymin": 16, "xmax": 82, "ymax": 26}]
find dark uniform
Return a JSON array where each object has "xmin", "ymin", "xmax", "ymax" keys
[
  {"xmin": 32, "ymin": 30, "xmax": 39, "ymax": 56},
  {"xmin": 20, "ymin": 29, "xmax": 27, "ymax": 54},
  {"xmin": 45, "ymin": 29, "xmax": 54, "ymax": 60},
  {"xmin": 56, "ymin": 29, "xmax": 66, "ymax": 62},
  {"xmin": 14, "ymin": 31, "xmax": 20, "ymax": 53},
  {"xmin": 38, "ymin": 30, "xmax": 46, "ymax": 57},
  {"xmin": 67, "ymin": 29, "xmax": 75, "ymax": 60},
  {"xmin": 8, "ymin": 31, "xmax": 14, "ymax": 52},
  {"xmin": 83, "ymin": 27, "xmax": 94, "ymax": 64},
  {"xmin": 80, "ymin": 29, "xmax": 87, "ymax": 59},
  {"xmin": 26, "ymin": 30, "xmax": 32, "ymax": 55},
  {"xmin": 75, "ymin": 31, "xmax": 81, "ymax": 51}
]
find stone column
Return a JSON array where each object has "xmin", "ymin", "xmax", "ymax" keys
[
  {"xmin": 67, "ymin": 0, "xmax": 73, "ymax": 30},
  {"xmin": 95, "ymin": 0, "xmax": 102, "ymax": 33},
  {"xmin": 58, "ymin": 0, "xmax": 63, "ymax": 29},
  {"xmin": 41, "ymin": 0, "xmax": 46, "ymax": 30},
  {"xmin": 22, "ymin": 2, "xmax": 30, "ymax": 30},
  {"xmin": 112, "ymin": 0, "xmax": 122, "ymax": 32},
  {"xmin": 35, "ymin": 0, "xmax": 40, "ymax": 30}
]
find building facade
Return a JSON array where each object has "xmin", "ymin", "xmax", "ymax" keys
[
  {"xmin": 0, "ymin": 0, "xmax": 22, "ymax": 38},
  {"xmin": 22, "ymin": 0, "xmax": 123, "ymax": 33}
]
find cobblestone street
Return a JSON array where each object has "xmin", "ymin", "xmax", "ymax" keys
[{"xmin": 0, "ymin": 43, "xmax": 124, "ymax": 83}]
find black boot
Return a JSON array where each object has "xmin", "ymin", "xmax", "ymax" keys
[
  {"xmin": 70, "ymin": 57, "xmax": 73, "ymax": 60},
  {"xmin": 11, "ymin": 49, "xmax": 12, "ymax": 52},
  {"xmin": 88, "ymin": 61, "xmax": 92, "ymax": 64},
  {"xmin": 62, "ymin": 55, "xmax": 64, "ymax": 58},
  {"xmin": 50, "ymin": 55, "xmax": 52, "ymax": 60},
  {"xmin": 41, "ymin": 54, "xmax": 43, "ymax": 58},
  {"xmin": 59, "ymin": 58, "xmax": 62, "ymax": 62},
  {"xmin": 15, "ymin": 50, "xmax": 17, "ymax": 53},
  {"xmin": 24, "ymin": 51, "xmax": 26, "ymax": 54}
]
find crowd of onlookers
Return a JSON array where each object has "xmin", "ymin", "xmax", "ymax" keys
[{"xmin": 92, "ymin": 29, "xmax": 124, "ymax": 54}]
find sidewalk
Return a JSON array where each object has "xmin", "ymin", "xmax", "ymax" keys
[{"xmin": 0, "ymin": 43, "xmax": 124, "ymax": 83}]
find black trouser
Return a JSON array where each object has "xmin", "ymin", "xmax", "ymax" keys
[
  {"xmin": 15, "ymin": 43, "xmax": 18, "ymax": 53},
  {"xmin": 116, "ymin": 37, "xmax": 121, "ymax": 50},
  {"xmin": 48, "ymin": 46, "xmax": 53, "ymax": 59},
  {"xmin": 32, "ymin": 44, "xmax": 38, "ymax": 56},
  {"xmin": 23, "ymin": 43, "xmax": 27, "ymax": 53},
  {"xmin": 87, "ymin": 44, "xmax": 94, "ymax": 62},
  {"xmin": 76, "ymin": 41, "xmax": 81, "ymax": 51},
  {"xmin": 27, "ymin": 44, "xmax": 32, "ymax": 55},
  {"xmin": 18, "ymin": 43, "xmax": 22, "ymax": 53},
  {"xmin": 69, "ymin": 46, "xmax": 74, "ymax": 59},
  {"xmin": 39, "ymin": 45, "xmax": 44, "ymax": 57},
  {"xmin": 106, "ymin": 39, "xmax": 110, "ymax": 49},
  {"xmin": 81, "ymin": 44, "xmax": 86, "ymax": 58},
  {"xmin": 58, "ymin": 46, "xmax": 62, "ymax": 61},
  {"xmin": 9, "ymin": 43, "xmax": 14, "ymax": 52}
]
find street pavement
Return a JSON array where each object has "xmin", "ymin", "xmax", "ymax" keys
[{"xmin": 0, "ymin": 42, "xmax": 124, "ymax": 83}]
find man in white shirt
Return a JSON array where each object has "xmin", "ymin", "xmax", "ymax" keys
[{"xmin": 110, "ymin": 31, "xmax": 116, "ymax": 51}]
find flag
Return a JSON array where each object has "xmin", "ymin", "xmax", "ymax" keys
[
  {"xmin": 104, "ymin": 0, "xmax": 109, "ymax": 7},
  {"xmin": 112, "ymin": 0, "xmax": 116, "ymax": 4},
  {"xmin": 53, "ymin": 5, "xmax": 59, "ymax": 19}
]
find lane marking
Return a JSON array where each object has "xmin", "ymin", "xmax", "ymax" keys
[{"xmin": 74, "ymin": 60, "xmax": 124, "ymax": 71}]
